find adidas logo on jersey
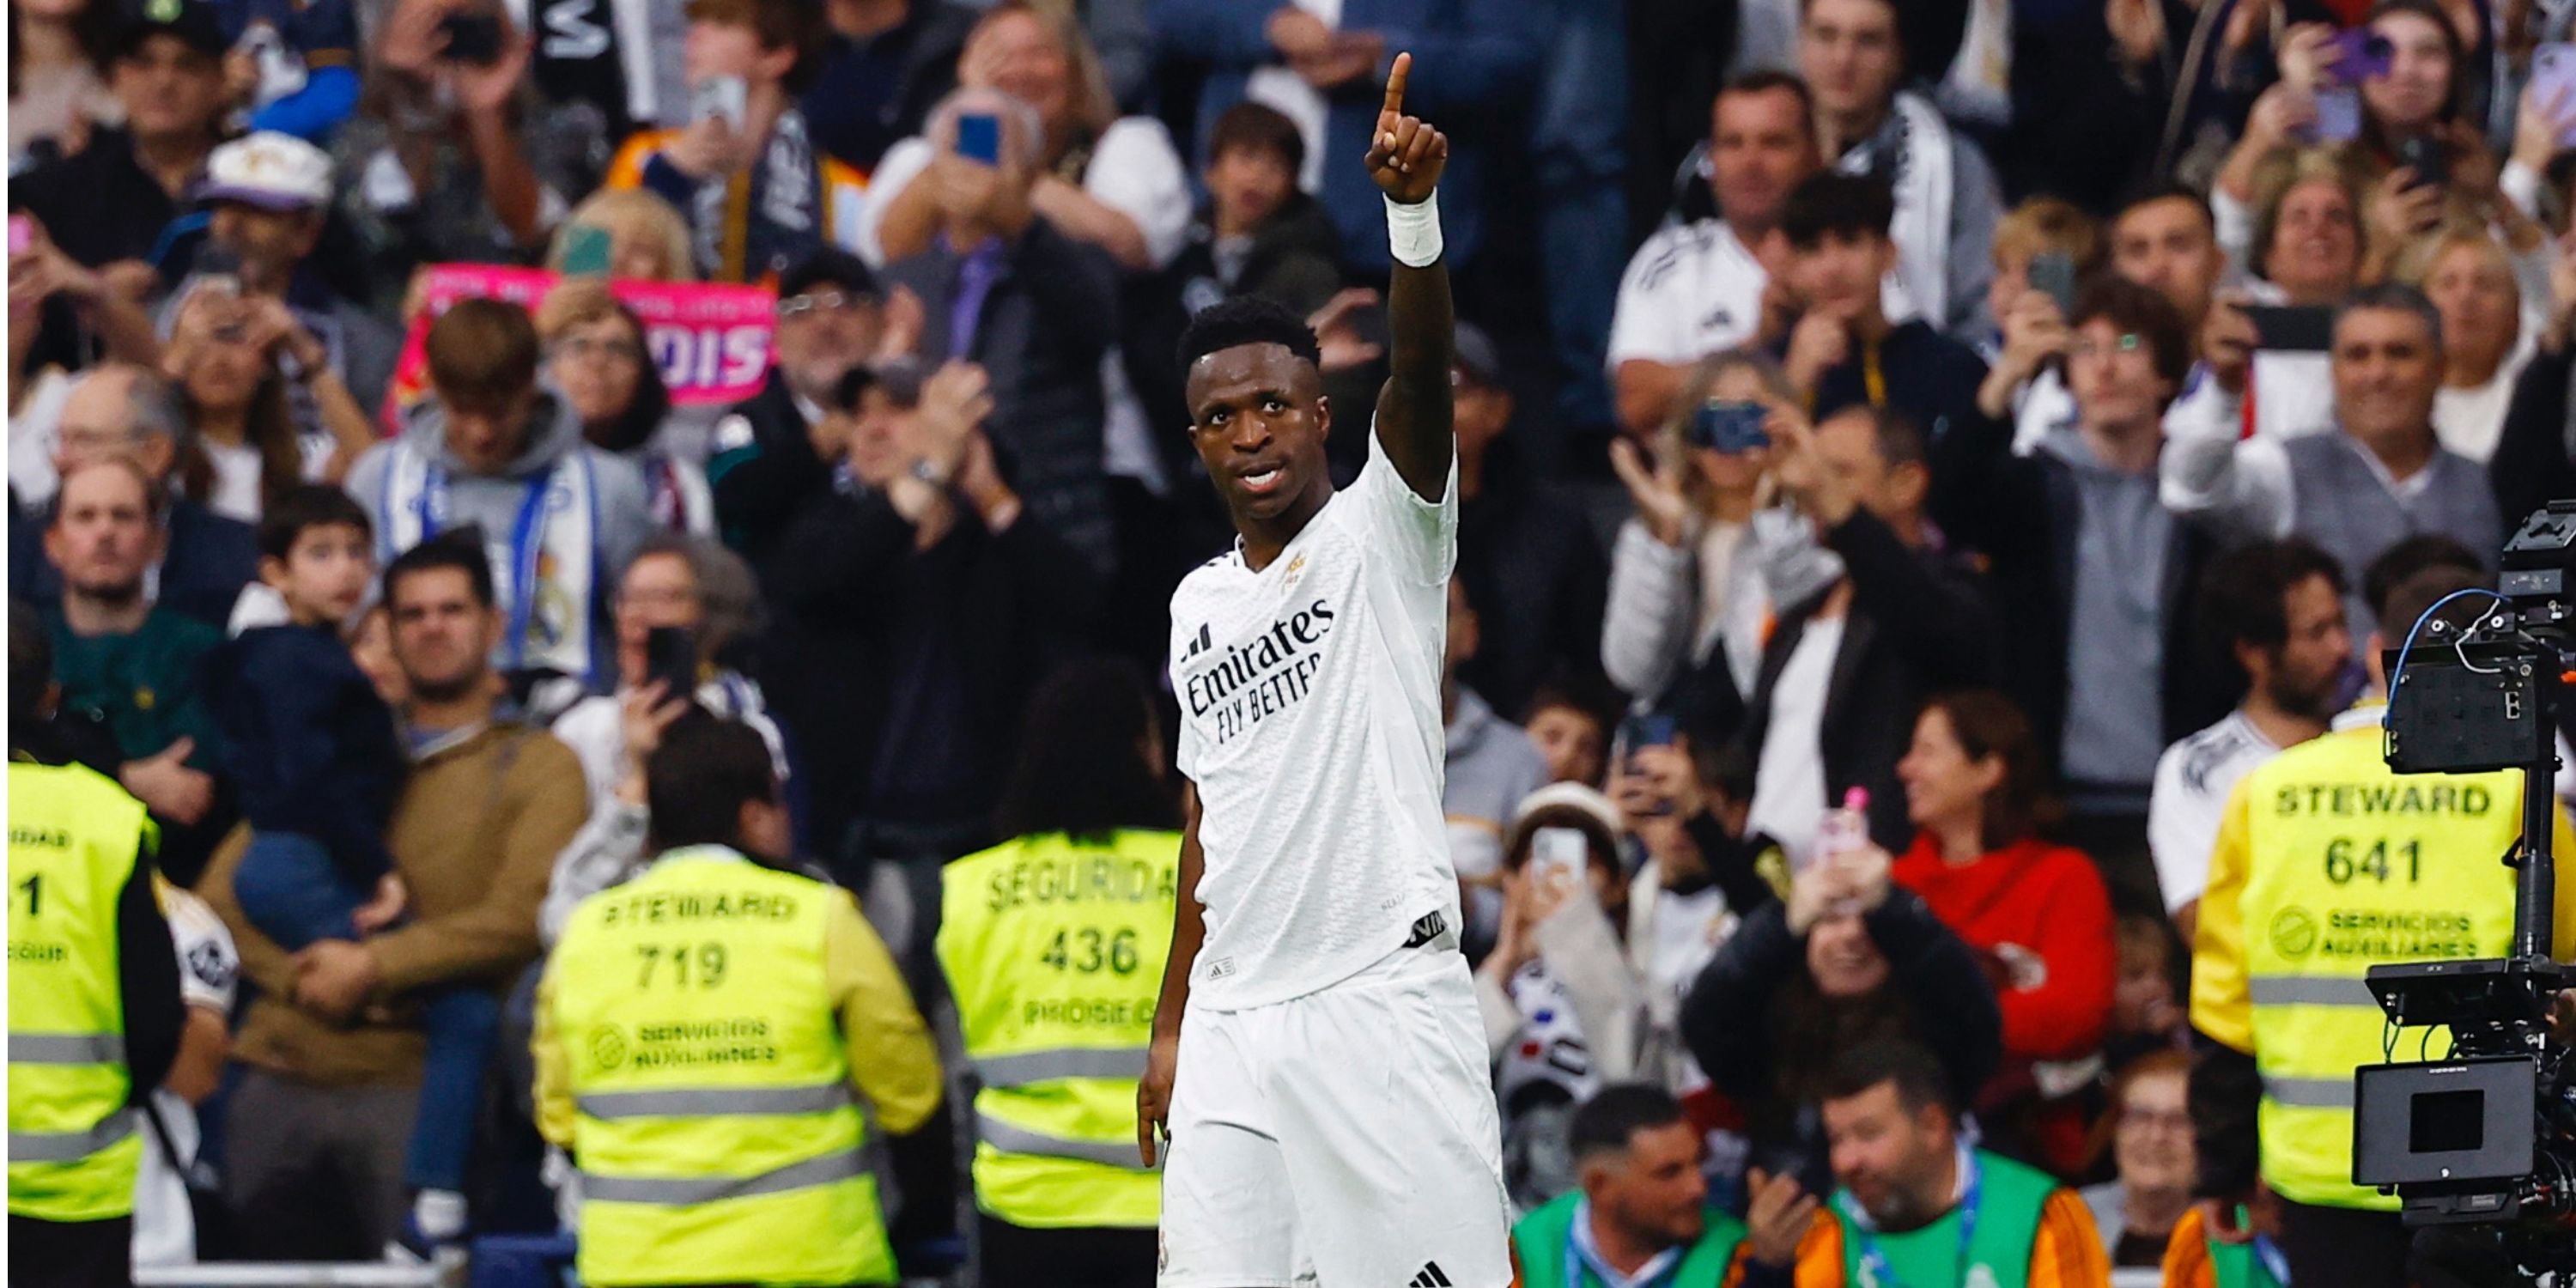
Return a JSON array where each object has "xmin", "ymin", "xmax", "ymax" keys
[
  {"xmin": 1182, "ymin": 621, "xmax": 1212, "ymax": 661},
  {"xmin": 1407, "ymin": 1262, "xmax": 1454, "ymax": 1288}
]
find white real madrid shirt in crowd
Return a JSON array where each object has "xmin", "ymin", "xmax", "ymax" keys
[
  {"xmin": 2145, "ymin": 710, "xmax": 2283, "ymax": 913},
  {"xmin": 1606, "ymin": 218, "xmax": 1916, "ymax": 376},
  {"xmin": 1170, "ymin": 432, "xmax": 1461, "ymax": 1009},
  {"xmin": 135, "ymin": 883, "xmax": 238, "ymax": 1266},
  {"xmin": 1742, "ymin": 615, "xmax": 1845, "ymax": 865},
  {"xmin": 1242, "ymin": 0, "xmax": 1341, "ymax": 194}
]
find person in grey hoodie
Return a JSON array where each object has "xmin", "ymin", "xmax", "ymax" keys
[{"xmin": 343, "ymin": 299, "xmax": 653, "ymax": 695}]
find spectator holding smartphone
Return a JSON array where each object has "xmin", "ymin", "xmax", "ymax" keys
[
  {"xmin": 2162, "ymin": 282, "xmax": 2501, "ymax": 641},
  {"xmin": 347, "ymin": 0, "xmax": 592, "ymax": 271},
  {"xmin": 546, "ymin": 534, "xmax": 786, "ymax": 826},
  {"xmin": 1934, "ymin": 277, "xmax": 2229, "ymax": 911},
  {"xmin": 604, "ymin": 0, "xmax": 866, "ymax": 282},
  {"xmin": 1602, "ymin": 349, "xmax": 1789, "ymax": 750},
  {"xmin": 1474, "ymin": 784, "xmax": 1643, "ymax": 1206},
  {"xmin": 1681, "ymin": 829, "xmax": 2001, "ymax": 1195}
]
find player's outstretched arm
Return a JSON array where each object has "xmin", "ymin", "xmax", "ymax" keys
[
  {"xmin": 1364, "ymin": 51, "xmax": 1455, "ymax": 504},
  {"xmin": 1139, "ymin": 781, "xmax": 1207, "ymax": 1166}
]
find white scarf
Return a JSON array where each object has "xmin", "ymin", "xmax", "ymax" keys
[
  {"xmin": 1840, "ymin": 91, "xmax": 1955, "ymax": 330},
  {"xmin": 378, "ymin": 440, "xmax": 601, "ymax": 682}
]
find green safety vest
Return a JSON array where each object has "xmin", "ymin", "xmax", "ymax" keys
[
  {"xmin": 7, "ymin": 760, "xmax": 153, "ymax": 1222},
  {"xmin": 1510, "ymin": 1191, "xmax": 1746, "ymax": 1288},
  {"xmin": 2207, "ymin": 1236, "xmax": 2287, "ymax": 1288},
  {"xmin": 550, "ymin": 848, "xmax": 892, "ymax": 1285},
  {"xmin": 1830, "ymin": 1149, "xmax": 2056, "ymax": 1288},
  {"xmin": 2233, "ymin": 723, "xmax": 2524, "ymax": 1209},
  {"xmin": 936, "ymin": 829, "xmax": 1178, "ymax": 1229}
]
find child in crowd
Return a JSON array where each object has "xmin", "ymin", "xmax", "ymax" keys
[
  {"xmin": 205, "ymin": 485, "xmax": 484, "ymax": 1249},
  {"xmin": 1168, "ymin": 101, "xmax": 1344, "ymax": 321}
]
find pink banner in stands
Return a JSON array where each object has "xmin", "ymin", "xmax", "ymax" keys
[{"xmin": 382, "ymin": 265, "xmax": 775, "ymax": 430}]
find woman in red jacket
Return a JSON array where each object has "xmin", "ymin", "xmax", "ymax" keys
[{"xmin": 1893, "ymin": 689, "xmax": 2117, "ymax": 1178}]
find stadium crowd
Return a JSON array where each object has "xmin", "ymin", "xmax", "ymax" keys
[{"xmin": 10, "ymin": 0, "xmax": 2576, "ymax": 1282}]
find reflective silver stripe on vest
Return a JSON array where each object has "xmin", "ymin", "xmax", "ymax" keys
[
  {"xmin": 975, "ymin": 1112, "xmax": 1150, "ymax": 1170},
  {"xmin": 2262, "ymin": 1075, "xmax": 2357, "ymax": 1110},
  {"xmin": 2248, "ymin": 976, "xmax": 2380, "ymax": 1008},
  {"xmin": 580, "ymin": 1148, "xmax": 865, "ymax": 1205},
  {"xmin": 9, "ymin": 1033, "xmax": 125, "ymax": 1064},
  {"xmin": 9, "ymin": 1109, "xmax": 137, "ymax": 1162},
  {"xmin": 975, "ymin": 1047, "xmax": 1147, "ymax": 1088},
  {"xmin": 576, "ymin": 1081, "xmax": 851, "ymax": 1121}
]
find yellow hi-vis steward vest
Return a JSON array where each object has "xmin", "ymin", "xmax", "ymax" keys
[
  {"xmin": 2233, "ymin": 721, "xmax": 2524, "ymax": 1209},
  {"xmin": 550, "ymin": 847, "xmax": 892, "ymax": 1285},
  {"xmin": 936, "ymin": 829, "xmax": 1179, "ymax": 1229},
  {"xmin": 8, "ymin": 759, "xmax": 153, "ymax": 1222}
]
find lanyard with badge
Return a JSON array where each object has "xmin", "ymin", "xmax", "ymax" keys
[{"xmin": 1836, "ymin": 1149, "xmax": 1981, "ymax": 1288}]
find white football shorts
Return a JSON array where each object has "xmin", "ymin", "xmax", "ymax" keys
[{"xmin": 1157, "ymin": 928, "xmax": 1510, "ymax": 1288}]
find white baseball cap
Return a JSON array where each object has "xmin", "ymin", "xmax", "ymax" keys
[{"xmin": 198, "ymin": 132, "xmax": 334, "ymax": 212}]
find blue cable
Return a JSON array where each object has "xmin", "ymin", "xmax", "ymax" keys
[{"xmin": 2380, "ymin": 588, "xmax": 2512, "ymax": 734}]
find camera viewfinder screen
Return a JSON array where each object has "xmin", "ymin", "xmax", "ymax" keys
[{"xmin": 2411, "ymin": 1089, "xmax": 2485, "ymax": 1154}]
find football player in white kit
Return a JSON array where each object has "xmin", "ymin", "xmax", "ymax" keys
[{"xmin": 1138, "ymin": 53, "xmax": 1511, "ymax": 1288}]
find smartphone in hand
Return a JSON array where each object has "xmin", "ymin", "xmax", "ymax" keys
[
  {"xmin": 559, "ymin": 222, "xmax": 613, "ymax": 276},
  {"xmin": 1686, "ymin": 401, "xmax": 1771, "ymax": 454},
  {"xmin": 1530, "ymin": 827, "xmax": 1589, "ymax": 893},
  {"xmin": 955, "ymin": 112, "xmax": 1003, "ymax": 166},
  {"xmin": 2244, "ymin": 304, "xmax": 2336, "ymax": 352},
  {"xmin": 644, "ymin": 626, "xmax": 698, "ymax": 701},
  {"xmin": 690, "ymin": 76, "xmax": 748, "ymax": 131},
  {"xmin": 2028, "ymin": 251, "xmax": 2078, "ymax": 317}
]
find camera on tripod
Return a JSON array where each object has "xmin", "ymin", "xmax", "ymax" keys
[{"xmin": 2357, "ymin": 502, "xmax": 2576, "ymax": 1244}]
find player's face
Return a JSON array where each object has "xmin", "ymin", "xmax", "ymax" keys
[
  {"xmin": 1186, "ymin": 343, "xmax": 1333, "ymax": 526},
  {"xmin": 1598, "ymin": 1121, "xmax": 1708, "ymax": 1249}
]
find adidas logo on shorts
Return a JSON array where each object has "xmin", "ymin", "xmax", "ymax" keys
[{"xmin": 1406, "ymin": 1261, "xmax": 1454, "ymax": 1288}]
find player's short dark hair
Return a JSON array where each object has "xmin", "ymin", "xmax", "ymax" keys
[
  {"xmin": 2379, "ymin": 567, "xmax": 2493, "ymax": 647},
  {"xmin": 383, "ymin": 530, "xmax": 495, "ymax": 611},
  {"xmin": 1783, "ymin": 173, "xmax": 1895, "ymax": 249},
  {"xmin": 1567, "ymin": 1084, "xmax": 1690, "ymax": 1164},
  {"xmin": 1820, "ymin": 1038, "xmax": 1957, "ymax": 1117},
  {"xmin": 2361, "ymin": 535, "xmax": 2483, "ymax": 632},
  {"xmin": 2069, "ymin": 276, "xmax": 2195, "ymax": 391},
  {"xmin": 2195, "ymin": 538, "xmax": 2348, "ymax": 671},
  {"xmin": 258, "ymin": 484, "xmax": 373, "ymax": 562},
  {"xmin": 647, "ymin": 711, "xmax": 777, "ymax": 851},
  {"xmin": 1176, "ymin": 295, "xmax": 1322, "ymax": 374},
  {"xmin": 1207, "ymin": 100, "xmax": 1305, "ymax": 176}
]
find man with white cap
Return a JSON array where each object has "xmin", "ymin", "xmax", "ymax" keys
[{"xmin": 163, "ymin": 131, "xmax": 402, "ymax": 422}]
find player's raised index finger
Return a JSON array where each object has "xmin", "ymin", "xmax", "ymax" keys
[{"xmin": 1382, "ymin": 52, "xmax": 1411, "ymax": 117}]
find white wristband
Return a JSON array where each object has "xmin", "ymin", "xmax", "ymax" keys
[{"xmin": 1384, "ymin": 191, "xmax": 1443, "ymax": 269}]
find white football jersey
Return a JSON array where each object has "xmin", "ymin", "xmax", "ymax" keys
[
  {"xmin": 1171, "ymin": 434, "xmax": 1461, "ymax": 1009},
  {"xmin": 2148, "ymin": 711, "xmax": 2284, "ymax": 912}
]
